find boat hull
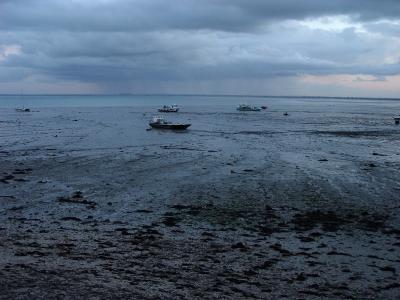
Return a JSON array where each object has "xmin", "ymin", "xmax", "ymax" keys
[
  {"xmin": 15, "ymin": 108, "xmax": 30, "ymax": 112},
  {"xmin": 149, "ymin": 123, "xmax": 191, "ymax": 130},
  {"xmin": 158, "ymin": 108, "xmax": 179, "ymax": 112}
]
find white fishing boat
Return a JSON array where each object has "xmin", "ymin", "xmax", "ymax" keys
[
  {"xmin": 158, "ymin": 104, "xmax": 179, "ymax": 112},
  {"xmin": 237, "ymin": 104, "xmax": 261, "ymax": 111}
]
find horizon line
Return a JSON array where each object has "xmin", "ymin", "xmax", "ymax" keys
[{"xmin": 0, "ymin": 93, "xmax": 399, "ymax": 101}]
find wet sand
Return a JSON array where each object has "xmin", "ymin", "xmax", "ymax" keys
[{"xmin": 1, "ymin": 103, "xmax": 400, "ymax": 299}]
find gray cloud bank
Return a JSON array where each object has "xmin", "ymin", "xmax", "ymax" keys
[
  {"xmin": 0, "ymin": 0, "xmax": 399, "ymax": 94},
  {"xmin": 2, "ymin": 0, "xmax": 400, "ymax": 32}
]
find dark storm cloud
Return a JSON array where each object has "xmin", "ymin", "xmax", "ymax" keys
[
  {"xmin": 0, "ymin": 29, "xmax": 338, "ymax": 82},
  {"xmin": 0, "ymin": 0, "xmax": 400, "ymax": 93},
  {"xmin": 1, "ymin": 0, "xmax": 400, "ymax": 32}
]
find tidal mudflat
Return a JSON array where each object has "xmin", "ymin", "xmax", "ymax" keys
[{"xmin": 1, "ymin": 98, "xmax": 400, "ymax": 299}]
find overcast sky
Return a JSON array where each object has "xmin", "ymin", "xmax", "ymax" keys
[{"xmin": 0, "ymin": 0, "xmax": 400, "ymax": 96}]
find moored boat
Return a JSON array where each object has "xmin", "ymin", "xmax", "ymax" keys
[
  {"xmin": 149, "ymin": 116, "xmax": 191, "ymax": 130},
  {"xmin": 237, "ymin": 104, "xmax": 261, "ymax": 111},
  {"xmin": 158, "ymin": 104, "xmax": 179, "ymax": 112},
  {"xmin": 15, "ymin": 108, "xmax": 30, "ymax": 112}
]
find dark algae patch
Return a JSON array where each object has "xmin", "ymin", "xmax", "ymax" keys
[
  {"xmin": 57, "ymin": 191, "xmax": 97, "ymax": 209},
  {"xmin": 291, "ymin": 209, "xmax": 390, "ymax": 233},
  {"xmin": 292, "ymin": 210, "xmax": 347, "ymax": 232}
]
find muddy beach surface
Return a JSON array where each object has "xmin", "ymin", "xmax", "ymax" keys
[{"xmin": 1, "ymin": 98, "xmax": 400, "ymax": 299}]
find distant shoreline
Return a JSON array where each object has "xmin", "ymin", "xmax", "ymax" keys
[{"xmin": 0, "ymin": 93, "xmax": 399, "ymax": 101}]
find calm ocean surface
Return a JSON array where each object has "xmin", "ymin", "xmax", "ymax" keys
[
  {"xmin": 1, "ymin": 94, "xmax": 399, "ymax": 152},
  {"xmin": 1, "ymin": 94, "xmax": 400, "ymax": 114}
]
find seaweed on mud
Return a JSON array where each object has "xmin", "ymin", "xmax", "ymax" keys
[
  {"xmin": 231, "ymin": 242, "xmax": 248, "ymax": 250},
  {"xmin": 13, "ymin": 168, "xmax": 33, "ymax": 175},
  {"xmin": 292, "ymin": 210, "xmax": 348, "ymax": 232},
  {"xmin": 1, "ymin": 174, "xmax": 15, "ymax": 184},
  {"xmin": 168, "ymin": 203, "xmax": 285, "ymax": 234},
  {"xmin": 292, "ymin": 210, "xmax": 389, "ymax": 233},
  {"xmin": 191, "ymin": 207, "xmax": 258, "ymax": 226},
  {"xmin": 256, "ymin": 259, "xmax": 279, "ymax": 269},
  {"xmin": 60, "ymin": 217, "xmax": 82, "ymax": 222},
  {"xmin": 270, "ymin": 243, "xmax": 292, "ymax": 256},
  {"xmin": 357, "ymin": 213, "xmax": 386, "ymax": 231},
  {"xmin": 134, "ymin": 209, "xmax": 153, "ymax": 213},
  {"xmin": 128, "ymin": 226, "xmax": 164, "ymax": 249},
  {"xmin": 162, "ymin": 216, "xmax": 181, "ymax": 227},
  {"xmin": 57, "ymin": 191, "xmax": 97, "ymax": 209}
]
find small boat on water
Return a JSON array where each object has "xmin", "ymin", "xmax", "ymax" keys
[
  {"xmin": 394, "ymin": 116, "xmax": 400, "ymax": 125},
  {"xmin": 261, "ymin": 106, "xmax": 268, "ymax": 110},
  {"xmin": 158, "ymin": 104, "xmax": 179, "ymax": 112},
  {"xmin": 15, "ymin": 108, "xmax": 30, "ymax": 112},
  {"xmin": 237, "ymin": 104, "xmax": 261, "ymax": 112},
  {"xmin": 149, "ymin": 116, "xmax": 191, "ymax": 130}
]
